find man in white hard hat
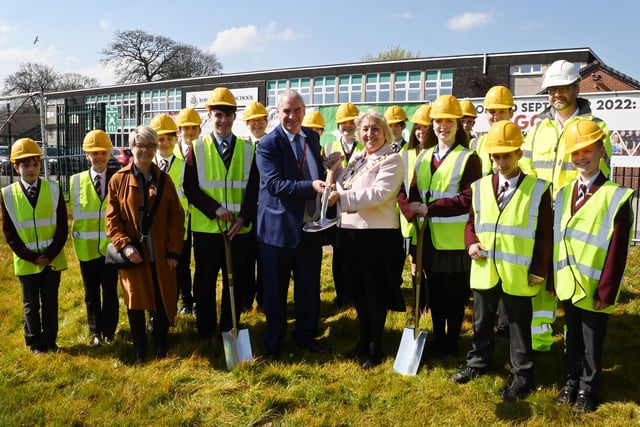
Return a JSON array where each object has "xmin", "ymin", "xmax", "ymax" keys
[{"xmin": 519, "ymin": 59, "xmax": 612, "ymax": 353}]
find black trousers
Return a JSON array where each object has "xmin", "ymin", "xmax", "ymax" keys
[
  {"xmin": 176, "ymin": 231, "xmax": 193, "ymax": 308},
  {"xmin": 192, "ymin": 232, "xmax": 250, "ymax": 336},
  {"xmin": 79, "ymin": 257, "xmax": 119, "ymax": 338},
  {"xmin": 127, "ymin": 266, "xmax": 169, "ymax": 355},
  {"xmin": 563, "ymin": 301, "xmax": 609, "ymax": 396},
  {"xmin": 19, "ymin": 267, "xmax": 60, "ymax": 351},
  {"xmin": 427, "ymin": 271, "xmax": 470, "ymax": 355},
  {"xmin": 466, "ymin": 283, "xmax": 533, "ymax": 381}
]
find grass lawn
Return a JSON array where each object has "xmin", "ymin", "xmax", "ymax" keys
[{"xmin": 0, "ymin": 232, "xmax": 639, "ymax": 426}]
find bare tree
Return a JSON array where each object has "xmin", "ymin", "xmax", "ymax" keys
[
  {"xmin": 3, "ymin": 62, "xmax": 58, "ymax": 111},
  {"xmin": 162, "ymin": 44, "xmax": 223, "ymax": 80},
  {"xmin": 101, "ymin": 30, "xmax": 222, "ymax": 83},
  {"xmin": 56, "ymin": 73, "xmax": 99, "ymax": 91},
  {"xmin": 362, "ymin": 45, "xmax": 421, "ymax": 62}
]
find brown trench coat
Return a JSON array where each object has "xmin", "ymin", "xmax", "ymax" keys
[{"xmin": 106, "ymin": 163, "xmax": 184, "ymax": 322}]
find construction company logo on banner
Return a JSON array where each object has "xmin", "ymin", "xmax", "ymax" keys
[{"xmin": 184, "ymin": 87, "xmax": 278, "ymax": 138}]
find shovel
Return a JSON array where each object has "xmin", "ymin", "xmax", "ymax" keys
[
  {"xmin": 303, "ymin": 169, "xmax": 338, "ymax": 232},
  {"xmin": 393, "ymin": 217, "xmax": 428, "ymax": 375},
  {"xmin": 220, "ymin": 230, "xmax": 253, "ymax": 370}
]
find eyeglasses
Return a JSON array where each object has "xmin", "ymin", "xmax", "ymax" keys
[
  {"xmin": 547, "ymin": 86, "xmax": 574, "ymax": 95},
  {"xmin": 134, "ymin": 143, "xmax": 156, "ymax": 151}
]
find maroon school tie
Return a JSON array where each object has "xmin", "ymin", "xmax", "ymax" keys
[
  {"xmin": 497, "ymin": 181, "xmax": 509, "ymax": 210},
  {"xmin": 575, "ymin": 184, "xmax": 588, "ymax": 210},
  {"xmin": 94, "ymin": 174, "xmax": 102, "ymax": 199}
]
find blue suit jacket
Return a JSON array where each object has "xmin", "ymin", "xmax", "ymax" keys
[{"xmin": 256, "ymin": 125, "xmax": 325, "ymax": 248}]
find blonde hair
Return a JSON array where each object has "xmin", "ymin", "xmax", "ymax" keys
[
  {"xmin": 128, "ymin": 126, "xmax": 158, "ymax": 149},
  {"xmin": 355, "ymin": 109, "xmax": 394, "ymax": 145}
]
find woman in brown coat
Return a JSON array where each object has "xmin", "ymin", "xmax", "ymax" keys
[{"xmin": 106, "ymin": 126, "xmax": 184, "ymax": 364}]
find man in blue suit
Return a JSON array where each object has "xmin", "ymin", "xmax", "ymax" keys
[{"xmin": 256, "ymin": 90, "xmax": 332, "ymax": 360}]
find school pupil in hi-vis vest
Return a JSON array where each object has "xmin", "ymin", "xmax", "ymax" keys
[
  {"xmin": 550, "ymin": 118, "xmax": 633, "ymax": 413},
  {"xmin": 1, "ymin": 138, "xmax": 68, "ymax": 354},
  {"xmin": 407, "ymin": 95, "xmax": 482, "ymax": 358},
  {"xmin": 450, "ymin": 121, "xmax": 552, "ymax": 403},
  {"xmin": 71, "ymin": 130, "xmax": 119, "ymax": 348}
]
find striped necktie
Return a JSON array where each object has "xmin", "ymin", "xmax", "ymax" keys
[
  {"xmin": 160, "ymin": 158, "xmax": 168, "ymax": 172},
  {"xmin": 94, "ymin": 174, "xmax": 102, "ymax": 199},
  {"xmin": 27, "ymin": 184, "xmax": 37, "ymax": 200},
  {"xmin": 497, "ymin": 181, "xmax": 509, "ymax": 210},
  {"xmin": 575, "ymin": 184, "xmax": 588, "ymax": 209}
]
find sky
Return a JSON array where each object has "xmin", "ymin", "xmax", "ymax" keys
[{"xmin": 0, "ymin": 1, "xmax": 639, "ymax": 89}]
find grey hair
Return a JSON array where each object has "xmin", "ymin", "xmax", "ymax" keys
[
  {"xmin": 128, "ymin": 126, "xmax": 159, "ymax": 149},
  {"xmin": 355, "ymin": 109, "xmax": 394, "ymax": 144},
  {"xmin": 277, "ymin": 89, "xmax": 305, "ymax": 109}
]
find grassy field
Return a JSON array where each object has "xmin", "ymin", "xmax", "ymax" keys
[{"xmin": 1, "ymin": 229, "xmax": 639, "ymax": 426}]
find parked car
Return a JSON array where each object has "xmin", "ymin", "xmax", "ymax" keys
[
  {"xmin": 0, "ymin": 146, "xmax": 11, "ymax": 175},
  {"xmin": 111, "ymin": 147, "xmax": 133, "ymax": 167}
]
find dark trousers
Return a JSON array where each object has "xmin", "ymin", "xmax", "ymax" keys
[
  {"xmin": 192, "ymin": 232, "xmax": 250, "ymax": 337},
  {"xmin": 259, "ymin": 232, "xmax": 322, "ymax": 354},
  {"xmin": 340, "ymin": 228, "xmax": 404, "ymax": 356},
  {"xmin": 79, "ymin": 257, "xmax": 119, "ymax": 338},
  {"xmin": 427, "ymin": 271, "xmax": 470, "ymax": 355},
  {"xmin": 19, "ymin": 267, "xmax": 60, "ymax": 351},
  {"xmin": 563, "ymin": 301, "xmax": 609, "ymax": 396},
  {"xmin": 245, "ymin": 227, "xmax": 261, "ymax": 310},
  {"xmin": 329, "ymin": 229, "xmax": 348, "ymax": 305},
  {"xmin": 466, "ymin": 284, "xmax": 534, "ymax": 381},
  {"xmin": 177, "ymin": 231, "xmax": 193, "ymax": 308},
  {"xmin": 127, "ymin": 267, "xmax": 169, "ymax": 356}
]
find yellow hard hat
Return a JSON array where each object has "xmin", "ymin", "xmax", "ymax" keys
[
  {"xmin": 10, "ymin": 138, "xmax": 42, "ymax": 163},
  {"xmin": 302, "ymin": 111, "xmax": 325, "ymax": 129},
  {"xmin": 484, "ymin": 120, "xmax": 524, "ymax": 154},
  {"xmin": 384, "ymin": 105, "xmax": 408, "ymax": 124},
  {"xmin": 483, "ymin": 86, "xmax": 515, "ymax": 110},
  {"xmin": 149, "ymin": 114, "xmax": 178, "ymax": 135},
  {"xmin": 430, "ymin": 95, "xmax": 462, "ymax": 119},
  {"xmin": 206, "ymin": 87, "xmax": 236, "ymax": 108},
  {"xmin": 243, "ymin": 102, "xmax": 268, "ymax": 121},
  {"xmin": 411, "ymin": 105, "xmax": 432, "ymax": 126},
  {"xmin": 336, "ymin": 102, "xmax": 359, "ymax": 124},
  {"xmin": 176, "ymin": 108, "xmax": 202, "ymax": 127},
  {"xmin": 564, "ymin": 118, "xmax": 605, "ymax": 154},
  {"xmin": 459, "ymin": 100, "xmax": 478, "ymax": 117},
  {"xmin": 82, "ymin": 130, "xmax": 113, "ymax": 152}
]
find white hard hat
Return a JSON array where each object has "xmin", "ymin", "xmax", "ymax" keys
[{"xmin": 541, "ymin": 60, "xmax": 581, "ymax": 90}]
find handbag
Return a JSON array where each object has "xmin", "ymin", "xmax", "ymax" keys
[
  {"xmin": 105, "ymin": 242, "xmax": 139, "ymax": 269},
  {"xmin": 105, "ymin": 173, "xmax": 166, "ymax": 269}
]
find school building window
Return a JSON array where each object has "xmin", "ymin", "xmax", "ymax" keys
[
  {"xmin": 509, "ymin": 64, "xmax": 543, "ymax": 75},
  {"xmin": 425, "ymin": 69, "xmax": 453, "ymax": 102},
  {"xmin": 267, "ymin": 80, "xmax": 288, "ymax": 107},
  {"xmin": 394, "ymin": 71, "xmax": 422, "ymax": 102},
  {"xmin": 365, "ymin": 73, "xmax": 391, "ymax": 103},
  {"xmin": 311, "ymin": 76, "xmax": 336, "ymax": 106},
  {"xmin": 338, "ymin": 74, "xmax": 362, "ymax": 104},
  {"xmin": 289, "ymin": 78, "xmax": 311, "ymax": 105}
]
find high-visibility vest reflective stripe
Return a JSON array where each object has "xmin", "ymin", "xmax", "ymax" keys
[
  {"xmin": 415, "ymin": 145, "xmax": 472, "ymax": 250},
  {"xmin": 470, "ymin": 134, "xmax": 493, "ymax": 176},
  {"xmin": 323, "ymin": 139, "xmax": 364, "ymax": 167},
  {"xmin": 191, "ymin": 135, "xmax": 254, "ymax": 234},
  {"xmin": 160, "ymin": 148, "xmax": 190, "ymax": 240},
  {"xmin": 521, "ymin": 115, "xmax": 611, "ymax": 192},
  {"xmin": 399, "ymin": 148, "xmax": 419, "ymax": 240},
  {"xmin": 70, "ymin": 172, "xmax": 108, "ymax": 261},
  {"xmin": 2, "ymin": 180, "xmax": 67, "ymax": 275},
  {"xmin": 470, "ymin": 175, "xmax": 549, "ymax": 296},
  {"xmin": 553, "ymin": 181, "xmax": 633, "ymax": 313}
]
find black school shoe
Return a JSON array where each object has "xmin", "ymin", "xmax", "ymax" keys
[{"xmin": 574, "ymin": 390, "xmax": 598, "ymax": 412}]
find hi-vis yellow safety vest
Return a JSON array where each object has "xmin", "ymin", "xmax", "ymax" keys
[
  {"xmin": 470, "ymin": 134, "xmax": 493, "ymax": 176},
  {"xmin": 191, "ymin": 135, "xmax": 254, "ymax": 234},
  {"xmin": 155, "ymin": 148, "xmax": 190, "ymax": 240},
  {"xmin": 70, "ymin": 172, "xmax": 108, "ymax": 261},
  {"xmin": 470, "ymin": 175, "xmax": 549, "ymax": 296},
  {"xmin": 520, "ymin": 115, "xmax": 611, "ymax": 193},
  {"xmin": 322, "ymin": 139, "xmax": 364, "ymax": 167},
  {"xmin": 553, "ymin": 181, "xmax": 633, "ymax": 314},
  {"xmin": 416, "ymin": 145, "xmax": 473, "ymax": 250},
  {"xmin": 2, "ymin": 180, "xmax": 67, "ymax": 275},
  {"xmin": 400, "ymin": 147, "xmax": 419, "ymax": 241}
]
